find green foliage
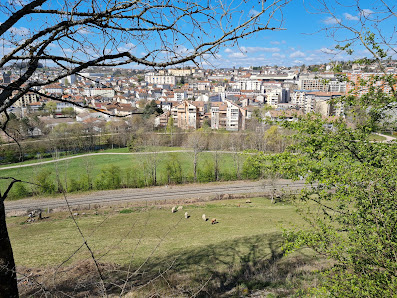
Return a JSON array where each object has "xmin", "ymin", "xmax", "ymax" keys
[
  {"xmin": 277, "ymin": 101, "xmax": 397, "ymax": 295},
  {"xmin": 35, "ymin": 169, "xmax": 55, "ymax": 194},
  {"xmin": 198, "ymin": 160, "xmax": 215, "ymax": 182},
  {"xmin": 44, "ymin": 101, "xmax": 57, "ymax": 115},
  {"xmin": 10, "ymin": 183, "xmax": 31, "ymax": 199},
  {"xmin": 242, "ymin": 151, "xmax": 266, "ymax": 179},
  {"xmin": 95, "ymin": 165, "xmax": 122, "ymax": 190},
  {"xmin": 165, "ymin": 155, "xmax": 183, "ymax": 184},
  {"xmin": 61, "ymin": 107, "xmax": 75, "ymax": 117},
  {"xmin": 143, "ymin": 100, "xmax": 163, "ymax": 119},
  {"xmin": 79, "ymin": 174, "xmax": 92, "ymax": 191},
  {"xmin": 68, "ymin": 178, "xmax": 81, "ymax": 192}
]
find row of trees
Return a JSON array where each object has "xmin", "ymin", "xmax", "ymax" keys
[
  {"xmin": 0, "ymin": 117, "xmax": 290, "ymax": 163},
  {"xmin": 8, "ymin": 150, "xmax": 272, "ymax": 200}
]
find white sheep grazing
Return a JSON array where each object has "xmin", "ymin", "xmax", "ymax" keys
[
  {"xmin": 177, "ymin": 206, "xmax": 183, "ymax": 211},
  {"xmin": 184, "ymin": 212, "xmax": 189, "ymax": 219},
  {"xmin": 172, "ymin": 206, "xmax": 177, "ymax": 213},
  {"xmin": 202, "ymin": 214, "xmax": 207, "ymax": 221}
]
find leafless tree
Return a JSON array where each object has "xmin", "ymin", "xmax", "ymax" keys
[
  {"xmin": 186, "ymin": 130, "xmax": 208, "ymax": 182},
  {"xmin": 0, "ymin": 0, "xmax": 290, "ymax": 296}
]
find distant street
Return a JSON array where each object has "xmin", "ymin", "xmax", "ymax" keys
[{"xmin": 5, "ymin": 180, "xmax": 307, "ymax": 214}]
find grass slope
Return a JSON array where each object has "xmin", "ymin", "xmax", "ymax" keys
[{"xmin": 9, "ymin": 197, "xmax": 325, "ymax": 296}]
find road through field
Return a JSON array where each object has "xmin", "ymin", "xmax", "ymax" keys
[{"xmin": 5, "ymin": 179, "xmax": 307, "ymax": 214}]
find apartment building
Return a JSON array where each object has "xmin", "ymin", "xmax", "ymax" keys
[
  {"xmin": 176, "ymin": 101, "xmax": 200, "ymax": 129},
  {"xmin": 144, "ymin": 74, "xmax": 176, "ymax": 85},
  {"xmin": 13, "ymin": 92, "xmax": 41, "ymax": 107},
  {"xmin": 211, "ymin": 102, "xmax": 227, "ymax": 130},
  {"xmin": 211, "ymin": 100, "xmax": 246, "ymax": 131},
  {"xmin": 168, "ymin": 68, "xmax": 196, "ymax": 76},
  {"xmin": 83, "ymin": 87, "xmax": 115, "ymax": 98}
]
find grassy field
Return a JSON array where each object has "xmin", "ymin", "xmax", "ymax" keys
[
  {"xmin": 0, "ymin": 146, "xmax": 184, "ymax": 168},
  {"xmin": 368, "ymin": 134, "xmax": 386, "ymax": 141},
  {"xmin": 1, "ymin": 148, "xmax": 246, "ymax": 199},
  {"xmin": 9, "ymin": 197, "xmax": 326, "ymax": 296}
]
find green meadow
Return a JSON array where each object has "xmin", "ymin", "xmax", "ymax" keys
[
  {"xmin": 9, "ymin": 197, "xmax": 324, "ymax": 296},
  {"xmin": 1, "ymin": 148, "xmax": 246, "ymax": 199}
]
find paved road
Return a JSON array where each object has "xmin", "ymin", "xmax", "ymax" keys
[{"xmin": 5, "ymin": 180, "xmax": 307, "ymax": 214}]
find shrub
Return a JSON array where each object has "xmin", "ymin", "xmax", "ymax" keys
[
  {"xmin": 95, "ymin": 165, "xmax": 122, "ymax": 190},
  {"xmin": 35, "ymin": 169, "xmax": 56, "ymax": 194},
  {"xmin": 9, "ymin": 183, "xmax": 30, "ymax": 199}
]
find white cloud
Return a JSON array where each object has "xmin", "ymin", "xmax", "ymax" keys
[
  {"xmin": 323, "ymin": 17, "xmax": 341, "ymax": 25},
  {"xmin": 78, "ymin": 27, "xmax": 91, "ymax": 35},
  {"xmin": 118, "ymin": 43, "xmax": 136, "ymax": 52},
  {"xmin": 293, "ymin": 60, "xmax": 304, "ymax": 64},
  {"xmin": 320, "ymin": 47, "xmax": 337, "ymax": 54},
  {"xmin": 228, "ymin": 52, "xmax": 246, "ymax": 58},
  {"xmin": 249, "ymin": 9, "xmax": 260, "ymax": 16},
  {"xmin": 240, "ymin": 46, "xmax": 280, "ymax": 53},
  {"xmin": 9, "ymin": 26, "xmax": 29, "ymax": 36},
  {"xmin": 360, "ymin": 9, "xmax": 373, "ymax": 17},
  {"xmin": 343, "ymin": 13, "xmax": 359, "ymax": 21},
  {"xmin": 272, "ymin": 53, "xmax": 285, "ymax": 58},
  {"xmin": 224, "ymin": 48, "xmax": 233, "ymax": 53},
  {"xmin": 290, "ymin": 51, "xmax": 305, "ymax": 58},
  {"xmin": 270, "ymin": 41, "xmax": 280, "ymax": 45}
]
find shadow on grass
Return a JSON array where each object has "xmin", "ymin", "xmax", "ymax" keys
[{"xmin": 19, "ymin": 232, "xmax": 323, "ymax": 297}]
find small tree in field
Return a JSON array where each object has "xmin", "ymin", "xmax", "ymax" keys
[{"xmin": 186, "ymin": 130, "xmax": 208, "ymax": 182}]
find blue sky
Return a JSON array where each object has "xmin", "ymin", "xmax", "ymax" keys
[
  {"xmin": 2, "ymin": 0, "xmax": 395, "ymax": 69},
  {"xmin": 208, "ymin": 0, "xmax": 397, "ymax": 68}
]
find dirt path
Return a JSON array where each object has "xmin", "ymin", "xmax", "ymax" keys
[{"xmin": 5, "ymin": 179, "xmax": 306, "ymax": 214}]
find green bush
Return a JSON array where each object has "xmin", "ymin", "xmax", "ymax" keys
[
  {"xmin": 198, "ymin": 161, "xmax": 215, "ymax": 182},
  {"xmin": 165, "ymin": 156, "xmax": 183, "ymax": 184},
  {"xmin": 68, "ymin": 178, "xmax": 81, "ymax": 192},
  {"xmin": 9, "ymin": 182, "xmax": 30, "ymax": 199},
  {"xmin": 95, "ymin": 165, "xmax": 121, "ymax": 190},
  {"xmin": 35, "ymin": 169, "xmax": 56, "ymax": 194}
]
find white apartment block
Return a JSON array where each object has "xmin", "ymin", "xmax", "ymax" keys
[
  {"xmin": 230, "ymin": 80, "xmax": 263, "ymax": 91},
  {"xmin": 84, "ymin": 88, "xmax": 115, "ymax": 98},
  {"xmin": 290, "ymin": 91, "xmax": 306, "ymax": 105},
  {"xmin": 226, "ymin": 101, "xmax": 242, "ymax": 131},
  {"xmin": 173, "ymin": 90, "xmax": 187, "ymax": 101},
  {"xmin": 14, "ymin": 92, "xmax": 41, "ymax": 107},
  {"xmin": 145, "ymin": 74, "xmax": 176, "ymax": 85},
  {"xmin": 299, "ymin": 79, "xmax": 328, "ymax": 92},
  {"xmin": 328, "ymin": 80, "xmax": 346, "ymax": 93},
  {"xmin": 168, "ymin": 68, "xmax": 196, "ymax": 76}
]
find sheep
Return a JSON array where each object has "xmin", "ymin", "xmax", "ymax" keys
[
  {"xmin": 171, "ymin": 206, "xmax": 177, "ymax": 213},
  {"xmin": 211, "ymin": 218, "xmax": 217, "ymax": 225},
  {"xmin": 202, "ymin": 214, "xmax": 208, "ymax": 221},
  {"xmin": 246, "ymin": 199, "xmax": 252, "ymax": 204},
  {"xmin": 177, "ymin": 206, "xmax": 183, "ymax": 211},
  {"xmin": 184, "ymin": 212, "xmax": 190, "ymax": 219}
]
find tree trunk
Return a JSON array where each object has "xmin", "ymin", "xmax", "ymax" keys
[
  {"xmin": 0, "ymin": 201, "xmax": 19, "ymax": 297},
  {"xmin": 193, "ymin": 150, "xmax": 197, "ymax": 183},
  {"xmin": 214, "ymin": 151, "xmax": 219, "ymax": 181}
]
